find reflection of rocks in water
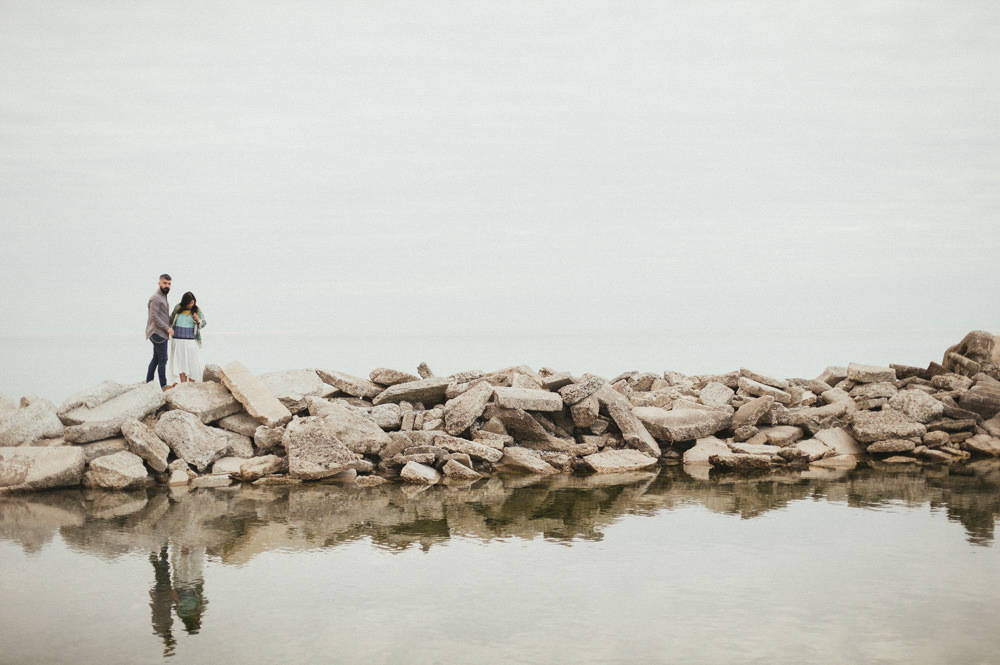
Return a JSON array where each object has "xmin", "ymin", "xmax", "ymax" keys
[{"xmin": 2, "ymin": 464, "xmax": 999, "ymax": 566}]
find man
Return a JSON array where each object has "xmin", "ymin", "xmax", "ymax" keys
[{"xmin": 146, "ymin": 274, "xmax": 174, "ymax": 389}]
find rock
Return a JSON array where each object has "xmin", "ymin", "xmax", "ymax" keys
[
  {"xmin": 210, "ymin": 456, "xmax": 245, "ymax": 475},
  {"xmin": 362, "ymin": 403, "xmax": 402, "ymax": 430},
  {"xmin": 850, "ymin": 409, "xmax": 926, "ymax": 443},
  {"xmin": 253, "ymin": 425, "xmax": 285, "ymax": 453},
  {"xmin": 371, "ymin": 377, "xmax": 451, "ymax": 406},
  {"xmin": 850, "ymin": 382, "xmax": 898, "ymax": 400},
  {"xmin": 958, "ymin": 384, "xmax": 1000, "ymax": 419},
  {"xmin": 400, "ymin": 461, "xmax": 440, "ymax": 484},
  {"xmin": 238, "ymin": 455, "xmax": 286, "ymax": 482},
  {"xmin": 58, "ymin": 381, "xmax": 165, "ymax": 438},
  {"xmin": 708, "ymin": 453, "xmax": 771, "ymax": 471},
  {"xmin": 786, "ymin": 438, "xmax": 832, "ymax": 462},
  {"xmin": 915, "ymin": 446, "xmax": 953, "ymax": 463},
  {"xmin": 369, "ymin": 368, "xmax": 420, "ymax": 386},
  {"xmin": 867, "ymin": 438, "xmax": 916, "ymax": 454},
  {"xmin": 316, "ymin": 369, "xmax": 384, "ymax": 399},
  {"xmin": 595, "ymin": 387, "xmax": 660, "ymax": 457},
  {"xmin": 0, "ymin": 447, "xmax": 86, "ymax": 493},
  {"xmin": 847, "ymin": 363, "xmax": 896, "ymax": 384},
  {"xmin": 817, "ymin": 366, "xmax": 849, "ymax": 386},
  {"xmin": 203, "ymin": 363, "xmax": 224, "ymax": 383},
  {"xmin": 943, "ymin": 330, "xmax": 996, "ymax": 373},
  {"xmin": 0, "ymin": 392, "xmax": 17, "ymax": 413},
  {"xmin": 634, "ymin": 406, "xmax": 730, "ymax": 443},
  {"xmin": 216, "ymin": 411, "xmax": 261, "ymax": 437},
  {"xmin": 154, "ymin": 410, "xmax": 231, "ymax": 473},
  {"xmin": 443, "ymin": 381, "xmax": 494, "ymax": 435},
  {"xmin": 497, "ymin": 447, "xmax": 558, "ymax": 475},
  {"xmin": 165, "ymin": 381, "xmax": 242, "ymax": 424},
  {"xmin": 483, "ymin": 405, "xmax": 551, "ymax": 443},
  {"xmin": 417, "ymin": 362, "xmax": 434, "ymax": 379},
  {"xmin": 64, "ymin": 419, "xmax": 127, "ymax": 444},
  {"xmin": 931, "ymin": 373, "xmax": 974, "ymax": 392},
  {"xmin": 983, "ymin": 414, "xmax": 1000, "ymax": 438},
  {"xmin": 220, "ymin": 361, "xmax": 292, "ymax": 428},
  {"xmin": 888, "ymin": 389, "xmax": 945, "ymax": 424},
  {"xmin": 216, "ymin": 429, "xmax": 252, "ymax": 457},
  {"xmin": 0, "ymin": 401, "xmax": 65, "ymax": 446},
  {"xmin": 810, "ymin": 455, "xmax": 857, "ymax": 470},
  {"xmin": 58, "ymin": 380, "xmax": 134, "ymax": 418},
  {"xmin": 304, "ymin": 398, "xmax": 391, "ymax": 455},
  {"xmin": 813, "ymin": 428, "xmax": 864, "ymax": 456},
  {"xmin": 731, "ymin": 395, "xmax": 775, "ymax": 427},
  {"xmin": 540, "ymin": 371, "xmax": 574, "ymax": 391},
  {"xmin": 699, "ymin": 382, "xmax": 735, "ymax": 408},
  {"xmin": 963, "ymin": 434, "xmax": 1000, "ymax": 457},
  {"xmin": 79, "ymin": 438, "xmax": 127, "ymax": 463},
  {"xmin": 570, "ymin": 395, "xmax": 600, "ymax": 428},
  {"xmin": 120, "ymin": 419, "xmax": 170, "ymax": 472},
  {"xmin": 733, "ymin": 424, "xmax": 759, "ymax": 442},
  {"xmin": 730, "ymin": 442, "xmax": 781, "ymax": 456},
  {"xmin": 442, "ymin": 458, "xmax": 482, "ymax": 480},
  {"xmin": 583, "ymin": 449, "xmax": 658, "ymax": 474},
  {"xmin": 922, "ymin": 430, "xmax": 951, "ymax": 447},
  {"xmin": 558, "ymin": 374, "xmax": 606, "ymax": 405},
  {"xmin": 82, "ymin": 451, "xmax": 149, "ymax": 490},
  {"xmin": 259, "ymin": 369, "xmax": 326, "ymax": 412},
  {"xmin": 433, "ymin": 434, "xmax": 503, "ymax": 463},
  {"xmin": 492, "ymin": 387, "xmax": 563, "ymax": 412},
  {"xmin": 283, "ymin": 416, "xmax": 359, "ymax": 480},
  {"xmin": 758, "ymin": 425, "xmax": 804, "ymax": 447},
  {"xmin": 740, "ymin": 368, "xmax": 789, "ymax": 390},
  {"xmin": 682, "ymin": 436, "xmax": 732, "ymax": 465},
  {"xmin": 191, "ymin": 474, "xmax": 234, "ymax": 488},
  {"xmin": 737, "ymin": 377, "xmax": 792, "ymax": 404}
]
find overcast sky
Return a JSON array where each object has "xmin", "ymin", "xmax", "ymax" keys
[{"xmin": 1, "ymin": 1, "xmax": 998, "ymax": 382}]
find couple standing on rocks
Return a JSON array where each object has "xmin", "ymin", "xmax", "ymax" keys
[{"xmin": 146, "ymin": 274, "xmax": 207, "ymax": 391}]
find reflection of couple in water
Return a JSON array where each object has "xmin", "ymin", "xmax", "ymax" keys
[{"xmin": 149, "ymin": 544, "xmax": 208, "ymax": 657}]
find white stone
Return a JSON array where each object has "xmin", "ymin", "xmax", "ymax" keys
[
  {"xmin": 443, "ymin": 381, "xmax": 494, "ymax": 435},
  {"xmin": 220, "ymin": 361, "xmax": 292, "ymax": 427},
  {"xmin": 492, "ymin": 387, "xmax": 564, "ymax": 412},
  {"xmin": 813, "ymin": 427, "xmax": 864, "ymax": 456},
  {"xmin": 847, "ymin": 362, "xmax": 896, "ymax": 384},
  {"xmin": 0, "ymin": 447, "xmax": 85, "ymax": 493},
  {"xmin": 740, "ymin": 368, "xmax": 789, "ymax": 390},
  {"xmin": 737, "ymin": 377, "xmax": 792, "ymax": 404},
  {"xmin": 154, "ymin": 410, "xmax": 231, "ymax": 472},
  {"xmin": 400, "ymin": 461, "xmax": 441, "ymax": 485},
  {"xmin": 305, "ymin": 397, "xmax": 391, "ymax": 455},
  {"xmin": 316, "ymin": 369, "xmax": 384, "ymax": 399},
  {"xmin": 165, "ymin": 381, "xmax": 241, "ymax": 423},
  {"xmin": 497, "ymin": 447, "xmax": 558, "ymax": 475},
  {"xmin": 0, "ymin": 402, "xmax": 65, "ymax": 446},
  {"xmin": 583, "ymin": 449, "xmax": 657, "ymax": 474},
  {"xmin": 120, "ymin": 419, "xmax": 170, "ymax": 472},
  {"xmin": 682, "ymin": 436, "xmax": 731, "ymax": 465},
  {"xmin": 82, "ymin": 451, "xmax": 149, "ymax": 490}
]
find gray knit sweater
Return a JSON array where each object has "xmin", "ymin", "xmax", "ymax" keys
[{"xmin": 146, "ymin": 290, "xmax": 170, "ymax": 340}]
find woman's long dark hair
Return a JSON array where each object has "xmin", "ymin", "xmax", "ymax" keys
[{"xmin": 180, "ymin": 292, "xmax": 198, "ymax": 313}]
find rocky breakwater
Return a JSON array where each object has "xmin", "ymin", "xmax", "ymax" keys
[{"xmin": 2, "ymin": 331, "xmax": 1000, "ymax": 494}]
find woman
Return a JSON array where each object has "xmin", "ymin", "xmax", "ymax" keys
[{"xmin": 168, "ymin": 292, "xmax": 206, "ymax": 383}]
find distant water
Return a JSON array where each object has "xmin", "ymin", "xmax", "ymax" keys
[
  {"xmin": 0, "ymin": 328, "xmax": 965, "ymax": 404},
  {"xmin": 1, "ymin": 464, "xmax": 999, "ymax": 665}
]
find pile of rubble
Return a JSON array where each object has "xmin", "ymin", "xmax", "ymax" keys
[{"xmin": 2, "ymin": 330, "xmax": 999, "ymax": 493}]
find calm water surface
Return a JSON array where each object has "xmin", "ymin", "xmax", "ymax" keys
[{"xmin": 2, "ymin": 463, "xmax": 999, "ymax": 665}]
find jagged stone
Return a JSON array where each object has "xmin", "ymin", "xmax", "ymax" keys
[
  {"xmin": 922, "ymin": 430, "xmax": 951, "ymax": 447},
  {"xmin": 371, "ymin": 377, "xmax": 450, "ymax": 406},
  {"xmin": 931, "ymin": 373, "xmax": 974, "ymax": 392},
  {"xmin": 316, "ymin": 369, "xmax": 384, "ymax": 399},
  {"xmin": 737, "ymin": 377, "xmax": 792, "ymax": 404},
  {"xmin": 595, "ymin": 387, "xmax": 660, "ymax": 457},
  {"xmin": 482, "ymin": 405, "xmax": 550, "ymax": 443},
  {"xmin": 570, "ymin": 395, "xmax": 599, "ymax": 428},
  {"xmin": 82, "ymin": 451, "xmax": 148, "ymax": 490},
  {"xmin": 303, "ymin": 397, "xmax": 390, "ymax": 455},
  {"xmin": 682, "ymin": 436, "xmax": 731, "ymax": 465},
  {"xmin": 369, "ymin": 368, "xmax": 420, "ymax": 386},
  {"xmin": 58, "ymin": 381, "xmax": 164, "ymax": 440},
  {"xmin": 699, "ymin": 382, "xmax": 735, "ymax": 408},
  {"xmin": 210, "ymin": 456, "xmax": 245, "ymax": 475},
  {"xmin": 433, "ymin": 433, "xmax": 503, "ymax": 463},
  {"xmin": 443, "ymin": 381, "xmax": 494, "ymax": 435},
  {"xmin": 850, "ymin": 382, "xmax": 897, "ymax": 401},
  {"xmin": 740, "ymin": 368, "xmax": 789, "ymax": 390},
  {"xmin": 785, "ymin": 438, "xmax": 832, "ymax": 462},
  {"xmin": 79, "ymin": 438, "xmax": 127, "ymax": 463},
  {"xmin": 400, "ymin": 461, "xmax": 440, "ymax": 484},
  {"xmin": 492, "ymin": 387, "xmax": 563, "ymax": 412},
  {"xmin": 963, "ymin": 434, "xmax": 1000, "ymax": 457},
  {"xmin": 851, "ymin": 409, "xmax": 926, "ymax": 443},
  {"xmin": 583, "ymin": 449, "xmax": 657, "ymax": 474},
  {"xmin": 709, "ymin": 453, "xmax": 772, "ymax": 471},
  {"xmin": 259, "ymin": 369, "xmax": 326, "ymax": 413},
  {"xmin": 58, "ymin": 380, "xmax": 134, "ymax": 419},
  {"xmin": 442, "ymin": 458, "xmax": 482, "ymax": 480},
  {"xmin": 417, "ymin": 362, "xmax": 434, "ymax": 379},
  {"xmin": 847, "ymin": 363, "xmax": 896, "ymax": 384},
  {"xmin": 471, "ymin": 429, "xmax": 512, "ymax": 449},
  {"xmin": 730, "ymin": 442, "xmax": 781, "ymax": 456},
  {"xmin": 958, "ymin": 383, "xmax": 1000, "ymax": 419},
  {"xmin": 216, "ymin": 411, "xmax": 261, "ymax": 437},
  {"xmin": 253, "ymin": 425, "xmax": 285, "ymax": 453},
  {"xmin": 867, "ymin": 439, "xmax": 916, "ymax": 454},
  {"xmin": 120, "ymin": 419, "xmax": 170, "ymax": 472},
  {"xmin": 0, "ymin": 447, "xmax": 85, "ymax": 493},
  {"xmin": 220, "ymin": 361, "xmax": 292, "ymax": 428},
  {"xmin": 154, "ymin": 410, "xmax": 230, "ymax": 473},
  {"xmin": 239, "ymin": 455, "xmax": 286, "ymax": 482},
  {"xmin": 731, "ymin": 395, "xmax": 775, "ymax": 428},
  {"xmin": 813, "ymin": 427, "xmax": 864, "ymax": 456},
  {"xmin": 497, "ymin": 447, "xmax": 558, "ymax": 475},
  {"xmin": 558, "ymin": 374, "xmax": 606, "ymax": 405},
  {"xmin": 165, "ymin": 381, "xmax": 241, "ymax": 424},
  {"xmin": 732, "ymin": 424, "xmax": 759, "ymax": 442},
  {"xmin": 634, "ymin": 406, "xmax": 730, "ymax": 443},
  {"xmin": 283, "ymin": 416, "xmax": 358, "ymax": 480},
  {"xmin": 191, "ymin": 475, "xmax": 234, "ymax": 488},
  {"xmin": 888, "ymin": 389, "xmax": 944, "ymax": 424},
  {"xmin": 0, "ymin": 401, "xmax": 65, "ymax": 446},
  {"xmin": 943, "ymin": 330, "xmax": 995, "ymax": 374},
  {"xmin": 217, "ymin": 429, "xmax": 254, "ymax": 458},
  {"xmin": 758, "ymin": 425, "xmax": 804, "ymax": 447}
]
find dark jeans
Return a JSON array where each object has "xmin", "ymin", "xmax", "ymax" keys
[{"xmin": 147, "ymin": 334, "xmax": 168, "ymax": 387}]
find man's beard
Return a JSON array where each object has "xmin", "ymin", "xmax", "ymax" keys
[{"xmin": 160, "ymin": 287, "xmax": 170, "ymax": 295}]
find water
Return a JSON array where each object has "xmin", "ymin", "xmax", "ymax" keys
[{"xmin": 2, "ymin": 463, "xmax": 999, "ymax": 665}]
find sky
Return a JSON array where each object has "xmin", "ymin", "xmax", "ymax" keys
[{"xmin": 1, "ymin": 1, "xmax": 999, "ymax": 395}]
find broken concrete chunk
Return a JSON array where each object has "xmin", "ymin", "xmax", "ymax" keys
[
  {"xmin": 372, "ymin": 377, "xmax": 451, "ymax": 407},
  {"xmin": 83, "ymin": 451, "xmax": 149, "ymax": 490},
  {"xmin": 583, "ymin": 449, "xmax": 657, "ymax": 474},
  {"xmin": 740, "ymin": 368, "xmax": 789, "ymax": 390},
  {"xmin": 316, "ymin": 369, "xmax": 384, "ymax": 399},
  {"xmin": 847, "ymin": 362, "xmax": 896, "ymax": 384},
  {"xmin": 443, "ymin": 381, "xmax": 494, "ymax": 435},
  {"xmin": 121, "ymin": 419, "xmax": 170, "ymax": 472},
  {"xmin": 558, "ymin": 374, "xmax": 606, "ymax": 405},
  {"xmin": 165, "ymin": 381, "xmax": 241, "ymax": 424},
  {"xmin": 220, "ymin": 361, "xmax": 292, "ymax": 428},
  {"xmin": 492, "ymin": 387, "xmax": 564, "ymax": 412},
  {"xmin": 737, "ymin": 377, "xmax": 792, "ymax": 404},
  {"xmin": 497, "ymin": 447, "xmax": 558, "ymax": 475},
  {"xmin": 0, "ymin": 446, "xmax": 86, "ymax": 493}
]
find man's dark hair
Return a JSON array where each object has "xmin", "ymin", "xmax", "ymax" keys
[{"xmin": 159, "ymin": 274, "xmax": 172, "ymax": 281}]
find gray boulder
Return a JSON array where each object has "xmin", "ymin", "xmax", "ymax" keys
[
  {"xmin": 699, "ymin": 382, "xmax": 735, "ymax": 408},
  {"xmin": 737, "ymin": 377, "xmax": 792, "ymax": 404},
  {"xmin": 58, "ymin": 381, "xmax": 165, "ymax": 438},
  {"xmin": 558, "ymin": 373, "xmax": 606, "ymax": 405},
  {"xmin": 0, "ymin": 402, "xmax": 65, "ymax": 446},
  {"xmin": 493, "ymin": 387, "xmax": 564, "ymax": 412},
  {"xmin": 371, "ymin": 377, "xmax": 451, "ymax": 406},
  {"xmin": 305, "ymin": 397, "xmax": 391, "ymax": 455},
  {"xmin": 443, "ymin": 380, "xmax": 494, "ymax": 435},
  {"xmin": 867, "ymin": 439, "xmax": 916, "ymax": 454},
  {"xmin": 317, "ymin": 369, "xmax": 385, "ymax": 399},
  {"xmin": 596, "ymin": 387, "xmax": 661, "ymax": 457},
  {"xmin": 220, "ymin": 361, "xmax": 292, "ymax": 428},
  {"xmin": 58, "ymin": 380, "xmax": 134, "ymax": 418},
  {"xmin": 82, "ymin": 451, "xmax": 149, "ymax": 490},
  {"xmin": 888, "ymin": 389, "xmax": 945, "ymax": 424},
  {"xmin": 260, "ymin": 369, "xmax": 326, "ymax": 412},
  {"xmin": 583, "ymin": 449, "xmax": 657, "ymax": 474},
  {"xmin": 740, "ymin": 368, "xmax": 789, "ymax": 390},
  {"xmin": 433, "ymin": 433, "xmax": 503, "ymax": 463},
  {"xmin": 634, "ymin": 406, "xmax": 730, "ymax": 443},
  {"xmin": 120, "ymin": 419, "xmax": 171, "ymax": 472},
  {"xmin": 165, "ymin": 381, "xmax": 242, "ymax": 423},
  {"xmin": 497, "ymin": 447, "xmax": 558, "ymax": 475},
  {"xmin": 442, "ymin": 458, "xmax": 482, "ymax": 480},
  {"xmin": 683, "ymin": 436, "xmax": 731, "ymax": 465},
  {"xmin": 216, "ymin": 411, "xmax": 261, "ymax": 436},
  {"xmin": 400, "ymin": 461, "xmax": 441, "ymax": 485},
  {"xmin": 731, "ymin": 395, "xmax": 775, "ymax": 428},
  {"xmin": 963, "ymin": 434, "xmax": 1000, "ymax": 457},
  {"xmin": 958, "ymin": 383, "xmax": 1000, "ymax": 419},
  {"xmin": 240, "ymin": 455, "xmax": 287, "ymax": 482},
  {"xmin": 154, "ymin": 410, "xmax": 231, "ymax": 472},
  {"xmin": 847, "ymin": 363, "xmax": 896, "ymax": 384},
  {"xmin": 283, "ymin": 416, "xmax": 359, "ymax": 480},
  {"xmin": 851, "ymin": 409, "xmax": 926, "ymax": 443},
  {"xmin": 369, "ymin": 368, "xmax": 420, "ymax": 386},
  {"xmin": 0, "ymin": 446, "xmax": 85, "ymax": 493}
]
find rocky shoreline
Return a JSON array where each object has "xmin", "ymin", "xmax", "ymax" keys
[{"xmin": 2, "ymin": 330, "xmax": 1000, "ymax": 494}]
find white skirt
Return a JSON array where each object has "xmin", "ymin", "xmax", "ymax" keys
[{"xmin": 169, "ymin": 338, "xmax": 203, "ymax": 382}]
